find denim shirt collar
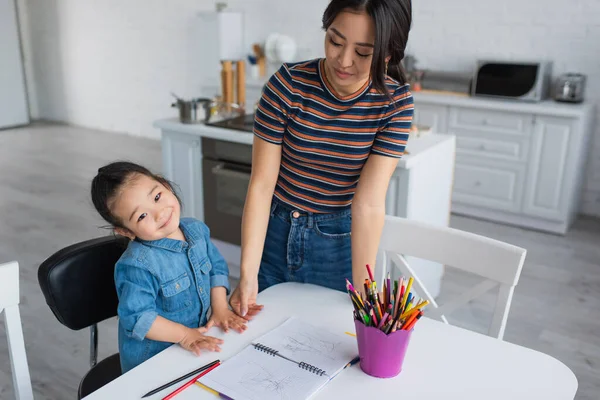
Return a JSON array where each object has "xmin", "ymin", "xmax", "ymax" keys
[{"xmin": 135, "ymin": 220, "xmax": 201, "ymax": 252}]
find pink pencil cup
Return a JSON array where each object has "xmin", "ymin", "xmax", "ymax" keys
[{"xmin": 354, "ymin": 319, "xmax": 413, "ymax": 378}]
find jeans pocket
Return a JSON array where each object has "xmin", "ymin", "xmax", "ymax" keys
[
  {"xmin": 314, "ymin": 217, "xmax": 351, "ymax": 239},
  {"xmin": 160, "ymin": 273, "xmax": 193, "ymax": 313}
]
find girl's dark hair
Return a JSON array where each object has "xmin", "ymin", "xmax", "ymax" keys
[
  {"xmin": 91, "ymin": 161, "xmax": 181, "ymax": 229},
  {"xmin": 322, "ymin": 0, "xmax": 412, "ymax": 95}
]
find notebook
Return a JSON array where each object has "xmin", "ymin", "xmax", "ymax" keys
[{"xmin": 199, "ymin": 317, "xmax": 358, "ymax": 400}]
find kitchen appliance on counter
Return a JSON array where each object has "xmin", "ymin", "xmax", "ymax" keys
[
  {"xmin": 472, "ymin": 60, "xmax": 552, "ymax": 102},
  {"xmin": 206, "ymin": 112, "xmax": 255, "ymax": 132},
  {"xmin": 553, "ymin": 73, "xmax": 586, "ymax": 103},
  {"xmin": 420, "ymin": 70, "xmax": 472, "ymax": 94}
]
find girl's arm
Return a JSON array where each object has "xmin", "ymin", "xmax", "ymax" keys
[
  {"xmin": 116, "ymin": 263, "xmax": 221, "ymax": 353},
  {"xmin": 146, "ymin": 316, "xmax": 223, "ymax": 354}
]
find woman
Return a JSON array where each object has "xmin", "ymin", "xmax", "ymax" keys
[{"xmin": 231, "ymin": 0, "xmax": 414, "ymax": 318}]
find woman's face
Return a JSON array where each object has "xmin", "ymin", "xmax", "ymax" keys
[{"xmin": 323, "ymin": 9, "xmax": 375, "ymax": 96}]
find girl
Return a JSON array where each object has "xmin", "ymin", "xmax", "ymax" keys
[
  {"xmin": 230, "ymin": 0, "xmax": 414, "ymax": 317},
  {"xmin": 91, "ymin": 161, "xmax": 248, "ymax": 373}
]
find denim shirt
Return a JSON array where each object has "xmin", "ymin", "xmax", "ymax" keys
[{"xmin": 114, "ymin": 218, "xmax": 230, "ymax": 373}]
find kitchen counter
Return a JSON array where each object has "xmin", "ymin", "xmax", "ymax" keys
[
  {"xmin": 413, "ymin": 91, "xmax": 592, "ymax": 118},
  {"xmin": 153, "ymin": 118, "xmax": 254, "ymax": 145},
  {"xmin": 153, "ymin": 117, "xmax": 452, "ymax": 169}
]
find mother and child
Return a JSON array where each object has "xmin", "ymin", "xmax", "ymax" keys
[{"xmin": 90, "ymin": 0, "xmax": 414, "ymax": 373}]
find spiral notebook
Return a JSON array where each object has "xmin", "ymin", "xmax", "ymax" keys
[{"xmin": 199, "ymin": 317, "xmax": 358, "ymax": 400}]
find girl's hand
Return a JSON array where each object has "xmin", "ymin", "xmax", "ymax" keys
[
  {"xmin": 229, "ymin": 277, "xmax": 264, "ymax": 319},
  {"xmin": 178, "ymin": 326, "xmax": 223, "ymax": 356},
  {"xmin": 207, "ymin": 305, "xmax": 249, "ymax": 333}
]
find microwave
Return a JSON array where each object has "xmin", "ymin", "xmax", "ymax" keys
[{"xmin": 472, "ymin": 60, "xmax": 553, "ymax": 102}]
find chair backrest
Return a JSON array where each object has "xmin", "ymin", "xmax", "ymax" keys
[
  {"xmin": 376, "ymin": 215, "xmax": 527, "ymax": 340},
  {"xmin": 37, "ymin": 236, "xmax": 128, "ymax": 330},
  {"xmin": 0, "ymin": 261, "xmax": 34, "ymax": 400}
]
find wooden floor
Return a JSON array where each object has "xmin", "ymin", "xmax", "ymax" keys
[{"xmin": 0, "ymin": 122, "xmax": 599, "ymax": 399}]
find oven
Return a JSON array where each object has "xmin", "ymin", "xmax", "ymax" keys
[{"xmin": 202, "ymin": 114, "xmax": 255, "ymax": 245}]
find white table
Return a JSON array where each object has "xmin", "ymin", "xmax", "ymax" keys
[{"xmin": 83, "ymin": 283, "xmax": 578, "ymax": 400}]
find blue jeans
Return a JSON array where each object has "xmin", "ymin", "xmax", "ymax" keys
[{"xmin": 258, "ymin": 197, "xmax": 352, "ymax": 293}]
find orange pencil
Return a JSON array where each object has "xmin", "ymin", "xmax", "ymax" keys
[
  {"xmin": 404, "ymin": 312, "xmax": 423, "ymax": 331},
  {"xmin": 401, "ymin": 310, "xmax": 422, "ymax": 330}
]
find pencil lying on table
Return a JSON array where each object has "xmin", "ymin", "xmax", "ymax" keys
[{"xmin": 141, "ymin": 359, "xmax": 220, "ymax": 398}]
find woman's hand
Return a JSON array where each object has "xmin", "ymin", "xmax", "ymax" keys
[
  {"xmin": 207, "ymin": 305, "xmax": 248, "ymax": 333},
  {"xmin": 229, "ymin": 277, "xmax": 264, "ymax": 319},
  {"xmin": 178, "ymin": 326, "xmax": 223, "ymax": 356}
]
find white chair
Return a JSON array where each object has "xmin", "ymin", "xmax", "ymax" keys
[
  {"xmin": 376, "ymin": 215, "xmax": 527, "ymax": 340},
  {"xmin": 0, "ymin": 261, "xmax": 34, "ymax": 400}
]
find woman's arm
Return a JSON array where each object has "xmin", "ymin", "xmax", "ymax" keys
[
  {"xmin": 230, "ymin": 65, "xmax": 295, "ymax": 317},
  {"xmin": 230, "ymin": 137, "xmax": 282, "ymax": 317},
  {"xmin": 351, "ymin": 85, "xmax": 414, "ymax": 291},
  {"xmin": 351, "ymin": 154, "xmax": 399, "ymax": 291},
  {"xmin": 240, "ymin": 137, "xmax": 282, "ymax": 281}
]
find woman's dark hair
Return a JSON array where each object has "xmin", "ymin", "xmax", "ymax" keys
[
  {"xmin": 322, "ymin": 0, "xmax": 412, "ymax": 95},
  {"xmin": 91, "ymin": 161, "xmax": 181, "ymax": 229}
]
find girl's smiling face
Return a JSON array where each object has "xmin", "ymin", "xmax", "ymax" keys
[{"xmin": 110, "ymin": 174, "xmax": 182, "ymax": 241}]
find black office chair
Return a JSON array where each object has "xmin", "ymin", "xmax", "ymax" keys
[{"xmin": 38, "ymin": 235, "xmax": 129, "ymax": 399}]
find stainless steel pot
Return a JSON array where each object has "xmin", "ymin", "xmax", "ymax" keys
[
  {"xmin": 171, "ymin": 98, "xmax": 212, "ymax": 124},
  {"xmin": 171, "ymin": 98, "xmax": 245, "ymax": 124}
]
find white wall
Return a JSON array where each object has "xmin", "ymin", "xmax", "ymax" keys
[
  {"xmin": 17, "ymin": 0, "xmax": 600, "ymax": 216},
  {"xmin": 16, "ymin": 0, "xmax": 326, "ymax": 138}
]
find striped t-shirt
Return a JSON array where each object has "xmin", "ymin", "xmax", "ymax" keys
[{"xmin": 254, "ymin": 58, "xmax": 414, "ymax": 213}]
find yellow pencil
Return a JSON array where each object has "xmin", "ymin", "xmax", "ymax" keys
[
  {"xmin": 400, "ymin": 277, "xmax": 413, "ymax": 314},
  {"xmin": 400, "ymin": 300, "xmax": 429, "ymax": 320},
  {"xmin": 195, "ymin": 382, "xmax": 219, "ymax": 395},
  {"xmin": 403, "ymin": 300, "xmax": 415, "ymax": 315}
]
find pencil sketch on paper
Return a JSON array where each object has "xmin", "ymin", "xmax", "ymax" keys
[
  {"xmin": 281, "ymin": 332, "xmax": 340, "ymax": 361},
  {"xmin": 238, "ymin": 362, "xmax": 300, "ymax": 399}
]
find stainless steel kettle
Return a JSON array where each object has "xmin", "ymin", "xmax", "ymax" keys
[{"xmin": 553, "ymin": 73, "xmax": 586, "ymax": 103}]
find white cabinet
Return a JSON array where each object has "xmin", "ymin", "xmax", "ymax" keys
[
  {"xmin": 453, "ymin": 159, "xmax": 527, "ymax": 213},
  {"xmin": 523, "ymin": 117, "xmax": 573, "ymax": 221},
  {"xmin": 412, "ymin": 91, "xmax": 595, "ymax": 234},
  {"xmin": 161, "ymin": 131, "xmax": 204, "ymax": 221},
  {"xmin": 383, "ymin": 135, "xmax": 457, "ymax": 298}
]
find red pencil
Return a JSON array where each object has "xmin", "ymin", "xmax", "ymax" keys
[
  {"xmin": 162, "ymin": 361, "xmax": 221, "ymax": 400},
  {"xmin": 366, "ymin": 264, "xmax": 374, "ymax": 282}
]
